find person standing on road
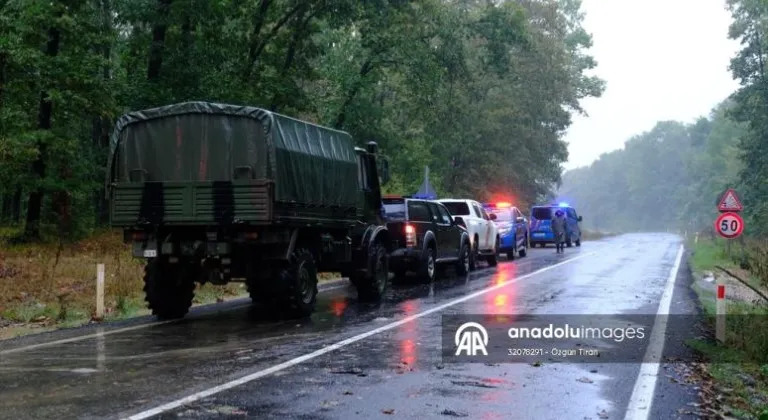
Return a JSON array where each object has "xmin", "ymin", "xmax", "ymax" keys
[{"xmin": 552, "ymin": 209, "xmax": 567, "ymax": 253}]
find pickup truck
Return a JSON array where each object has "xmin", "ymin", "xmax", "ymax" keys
[
  {"xmin": 437, "ymin": 199, "xmax": 500, "ymax": 269},
  {"xmin": 382, "ymin": 197, "xmax": 471, "ymax": 282},
  {"xmin": 106, "ymin": 101, "xmax": 393, "ymax": 320}
]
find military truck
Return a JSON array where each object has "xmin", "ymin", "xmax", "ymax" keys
[{"xmin": 105, "ymin": 102, "xmax": 393, "ymax": 320}]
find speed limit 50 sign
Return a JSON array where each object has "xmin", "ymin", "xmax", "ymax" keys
[{"xmin": 715, "ymin": 212, "xmax": 744, "ymax": 239}]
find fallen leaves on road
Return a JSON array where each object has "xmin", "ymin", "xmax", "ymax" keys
[
  {"xmin": 382, "ymin": 409, "xmax": 395, "ymax": 415},
  {"xmin": 343, "ymin": 391, "xmax": 353, "ymax": 395},
  {"xmin": 531, "ymin": 361, "xmax": 542, "ymax": 367},
  {"xmin": 450, "ymin": 380, "xmax": 498, "ymax": 389},
  {"xmin": 330, "ymin": 367, "xmax": 363, "ymax": 375},
  {"xmin": 320, "ymin": 400, "xmax": 340, "ymax": 409},
  {"xmin": 597, "ymin": 409, "xmax": 609, "ymax": 419},
  {"xmin": 576, "ymin": 377, "xmax": 594, "ymax": 383},
  {"xmin": 440, "ymin": 409, "xmax": 469, "ymax": 417}
]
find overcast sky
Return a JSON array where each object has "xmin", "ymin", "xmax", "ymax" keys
[{"xmin": 562, "ymin": 0, "xmax": 742, "ymax": 170}]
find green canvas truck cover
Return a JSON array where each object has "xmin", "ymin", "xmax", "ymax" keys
[{"xmin": 106, "ymin": 101, "xmax": 360, "ymax": 209}]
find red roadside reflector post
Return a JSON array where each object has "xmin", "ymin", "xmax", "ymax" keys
[{"xmin": 716, "ymin": 282, "xmax": 726, "ymax": 343}]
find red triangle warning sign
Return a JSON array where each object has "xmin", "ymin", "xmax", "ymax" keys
[{"xmin": 718, "ymin": 189, "xmax": 743, "ymax": 212}]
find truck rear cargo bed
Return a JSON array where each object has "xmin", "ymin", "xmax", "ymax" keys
[{"xmin": 110, "ymin": 180, "xmax": 273, "ymax": 226}]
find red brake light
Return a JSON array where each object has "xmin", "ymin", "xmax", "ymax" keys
[
  {"xmin": 404, "ymin": 224, "xmax": 416, "ymax": 247},
  {"xmin": 496, "ymin": 202, "xmax": 511, "ymax": 208}
]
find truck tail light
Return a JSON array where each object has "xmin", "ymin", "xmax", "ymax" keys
[
  {"xmin": 405, "ymin": 224, "xmax": 416, "ymax": 248},
  {"xmin": 131, "ymin": 231, "xmax": 147, "ymax": 241}
]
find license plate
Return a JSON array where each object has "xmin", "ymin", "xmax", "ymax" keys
[
  {"xmin": 533, "ymin": 233, "xmax": 545, "ymax": 238},
  {"xmin": 143, "ymin": 249, "xmax": 157, "ymax": 258}
]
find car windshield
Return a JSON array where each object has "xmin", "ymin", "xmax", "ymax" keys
[
  {"xmin": 440, "ymin": 201, "xmax": 470, "ymax": 215},
  {"xmin": 531, "ymin": 207, "xmax": 552, "ymax": 220},
  {"xmin": 488, "ymin": 208, "xmax": 513, "ymax": 221},
  {"xmin": 382, "ymin": 199, "xmax": 406, "ymax": 220}
]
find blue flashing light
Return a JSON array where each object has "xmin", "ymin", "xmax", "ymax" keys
[{"xmin": 558, "ymin": 202, "xmax": 569, "ymax": 207}]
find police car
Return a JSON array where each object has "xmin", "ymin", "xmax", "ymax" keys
[
  {"xmin": 529, "ymin": 202, "xmax": 583, "ymax": 248},
  {"xmin": 483, "ymin": 202, "xmax": 528, "ymax": 260}
]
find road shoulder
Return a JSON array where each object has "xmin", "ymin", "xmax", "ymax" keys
[{"xmin": 648, "ymin": 248, "xmax": 713, "ymax": 419}]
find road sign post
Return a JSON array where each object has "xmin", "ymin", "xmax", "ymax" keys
[
  {"xmin": 717, "ymin": 188, "xmax": 743, "ymax": 213},
  {"xmin": 716, "ymin": 282, "xmax": 726, "ymax": 343},
  {"xmin": 714, "ymin": 189, "xmax": 745, "ymax": 258},
  {"xmin": 715, "ymin": 212, "xmax": 744, "ymax": 239}
]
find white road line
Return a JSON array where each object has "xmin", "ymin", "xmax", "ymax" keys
[
  {"xmin": 123, "ymin": 251, "xmax": 597, "ymax": 420},
  {"xmin": 0, "ymin": 282, "xmax": 350, "ymax": 356},
  {"xmin": 624, "ymin": 244, "xmax": 684, "ymax": 420}
]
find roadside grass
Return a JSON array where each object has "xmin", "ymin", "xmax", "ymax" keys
[
  {"xmin": 0, "ymin": 228, "xmax": 342, "ymax": 340},
  {"xmin": 580, "ymin": 230, "xmax": 617, "ymax": 241},
  {"xmin": 688, "ymin": 237, "xmax": 768, "ymax": 419}
]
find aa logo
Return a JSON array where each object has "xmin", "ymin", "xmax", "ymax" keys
[{"xmin": 455, "ymin": 322, "xmax": 489, "ymax": 356}]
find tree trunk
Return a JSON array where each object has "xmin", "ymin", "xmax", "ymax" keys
[
  {"xmin": 243, "ymin": 1, "xmax": 303, "ymax": 82},
  {"xmin": 94, "ymin": 0, "xmax": 113, "ymax": 225},
  {"xmin": 12, "ymin": 187, "xmax": 21, "ymax": 223},
  {"xmin": 334, "ymin": 59, "xmax": 376, "ymax": 129},
  {"xmin": 1, "ymin": 193, "xmax": 11, "ymax": 222},
  {"xmin": 25, "ymin": 24, "xmax": 62, "ymax": 239},
  {"xmin": 147, "ymin": 0, "xmax": 173, "ymax": 81}
]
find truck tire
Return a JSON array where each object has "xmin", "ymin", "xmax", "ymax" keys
[
  {"xmin": 456, "ymin": 240, "xmax": 471, "ymax": 275},
  {"xmin": 487, "ymin": 238, "xmax": 499, "ymax": 267},
  {"xmin": 143, "ymin": 258, "xmax": 196, "ymax": 320},
  {"xmin": 278, "ymin": 249, "xmax": 318, "ymax": 318},
  {"xmin": 418, "ymin": 245, "xmax": 437, "ymax": 283},
  {"xmin": 355, "ymin": 242, "xmax": 389, "ymax": 301}
]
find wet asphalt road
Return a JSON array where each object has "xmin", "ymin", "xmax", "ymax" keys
[{"xmin": 0, "ymin": 234, "xmax": 700, "ymax": 420}]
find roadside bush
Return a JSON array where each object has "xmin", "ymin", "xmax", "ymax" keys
[{"xmin": 742, "ymin": 237, "xmax": 768, "ymax": 289}]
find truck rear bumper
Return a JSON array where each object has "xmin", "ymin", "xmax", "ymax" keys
[{"xmin": 389, "ymin": 248, "xmax": 424, "ymax": 272}]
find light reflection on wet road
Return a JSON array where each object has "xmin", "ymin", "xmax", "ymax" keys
[{"xmin": 0, "ymin": 234, "xmax": 695, "ymax": 420}]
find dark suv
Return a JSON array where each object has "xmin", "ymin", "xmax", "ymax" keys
[{"xmin": 382, "ymin": 196, "xmax": 471, "ymax": 282}]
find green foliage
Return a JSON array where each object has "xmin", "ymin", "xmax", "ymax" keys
[
  {"xmin": 724, "ymin": 0, "xmax": 768, "ymax": 235},
  {"xmin": 559, "ymin": 100, "xmax": 746, "ymax": 233},
  {"xmin": 0, "ymin": 0, "xmax": 604, "ymax": 240}
]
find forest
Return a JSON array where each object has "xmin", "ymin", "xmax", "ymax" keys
[
  {"xmin": 559, "ymin": 0, "xmax": 768, "ymax": 237},
  {"xmin": 0, "ymin": 0, "xmax": 604, "ymax": 242}
]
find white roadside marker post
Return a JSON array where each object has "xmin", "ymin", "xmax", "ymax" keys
[
  {"xmin": 695, "ymin": 232, "xmax": 699, "ymax": 244},
  {"xmin": 716, "ymin": 282, "xmax": 726, "ymax": 344},
  {"xmin": 96, "ymin": 263, "xmax": 105, "ymax": 320}
]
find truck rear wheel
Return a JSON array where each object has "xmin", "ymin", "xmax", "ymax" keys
[
  {"xmin": 418, "ymin": 245, "xmax": 437, "ymax": 283},
  {"xmin": 355, "ymin": 242, "xmax": 389, "ymax": 301},
  {"xmin": 456, "ymin": 240, "xmax": 470, "ymax": 275},
  {"xmin": 143, "ymin": 258, "xmax": 196, "ymax": 320},
  {"xmin": 277, "ymin": 249, "xmax": 318, "ymax": 318}
]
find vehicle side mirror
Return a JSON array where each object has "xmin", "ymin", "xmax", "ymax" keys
[
  {"xmin": 515, "ymin": 217, "xmax": 525, "ymax": 224},
  {"xmin": 454, "ymin": 216, "xmax": 466, "ymax": 228},
  {"xmin": 578, "ymin": 216, "xmax": 583, "ymax": 222},
  {"xmin": 489, "ymin": 213, "xmax": 497, "ymax": 221},
  {"xmin": 378, "ymin": 158, "xmax": 390, "ymax": 185}
]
